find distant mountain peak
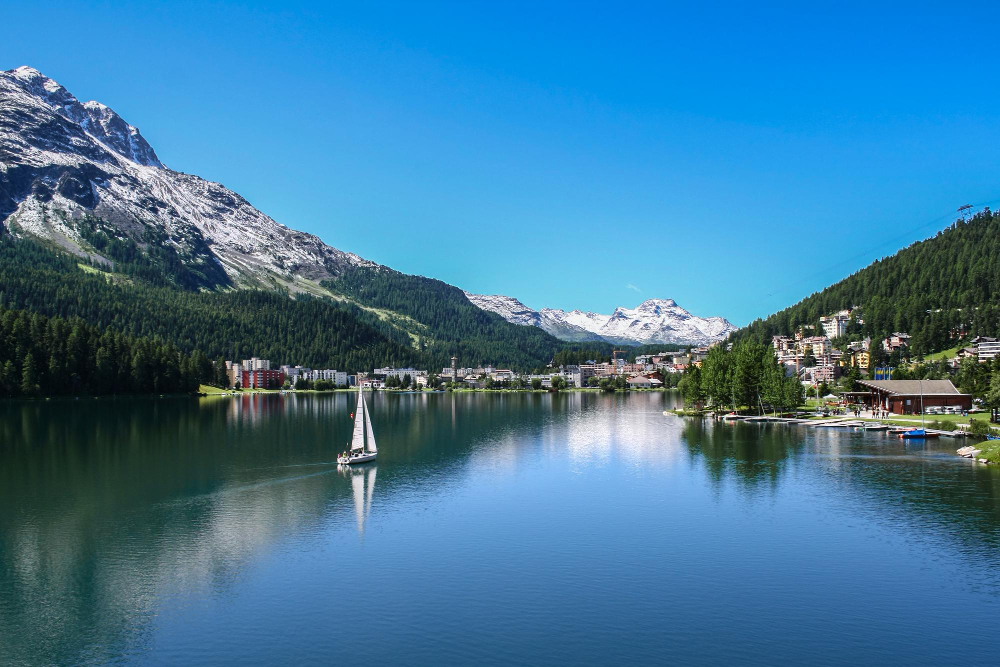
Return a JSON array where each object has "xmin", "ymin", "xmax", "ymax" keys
[{"xmin": 465, "ymin": 293, "xmax": 736, "ymax": 346}]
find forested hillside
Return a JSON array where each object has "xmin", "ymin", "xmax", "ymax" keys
[
  {"xmin": 0, "ymin": 234, "xmax": 566, "ymax": 373},
  {"xmin": 0, "ymin": 235, "xmax": 421, "ymax": 371},
  {"xmin": 736, "ymin": 210, "xmax": 1000, "ymax": 354}
]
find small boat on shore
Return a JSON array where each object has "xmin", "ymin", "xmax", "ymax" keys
[
  {"xmin": 900, "ymin": 428, "xmax": 938, "ymax": 439},
  {"xmin": 338, "ymin": 391, "xmax": 378, "ymax": 465},
  {"xmin": 862, "ymin": 423, "xmax": 888, "ymax": 431}
]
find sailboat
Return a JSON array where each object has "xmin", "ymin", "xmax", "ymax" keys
[
  {"xmin": 900, "ymin": 379, "xmax": 938, "ymax": 439},
  {"xmin": 337, "ymin": 390, "xmax": 378, "ymax": 464}
]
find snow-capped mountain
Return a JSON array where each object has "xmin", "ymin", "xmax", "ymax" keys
[
  {"xmin": 465, "ymin": 293, "xmax": 737, "ymax": 346},
  {"xmin": 0, "ymin": 66, "xmax": 370, "ymax": 289},
  {"xmin": 0, "ymin": 65, "xmax": 736, "ymax": 349}
]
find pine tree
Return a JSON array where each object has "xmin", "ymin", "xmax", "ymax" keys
[{"xmin": 21, "ymin": 353, "xmax": 39, "ymax": 395}]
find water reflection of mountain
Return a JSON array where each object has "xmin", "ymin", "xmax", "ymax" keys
[
  {"xmin": 2, "ymin": 394, "xmax": 1000, "ymax": 664},
  {"xmin": 0, "ymin": 392, "xmax": 655, "ymax": 665},
  {"xmin": 681, "ymin": 418, "xmax": 1000, "ymax": 570},
  {"xmin": 0, "ymin": 395, "xmax": 368, "ymax": 665}
]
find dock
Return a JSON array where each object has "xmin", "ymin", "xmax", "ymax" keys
[{"xmin": 714, "ymin": 414, "xmax": 970, "ymax": 437}]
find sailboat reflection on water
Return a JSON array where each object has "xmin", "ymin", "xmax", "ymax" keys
[{"xmin": 341, "ymin": 464, "xmax": 377, "ymax": 537}]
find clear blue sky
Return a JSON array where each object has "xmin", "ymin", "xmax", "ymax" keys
[{"xmin": 5, "ymin": 1, "xmax": 1000, "ymax": 325}]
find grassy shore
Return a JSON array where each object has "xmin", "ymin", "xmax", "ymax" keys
[{"xmin": 971, "ymin": 440, "xmax": 1000, "ymax": 463}]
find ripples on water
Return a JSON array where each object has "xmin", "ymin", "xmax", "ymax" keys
[{"xmin": 1, "ymin": 392, "xmax": 999, "ymax": 666}]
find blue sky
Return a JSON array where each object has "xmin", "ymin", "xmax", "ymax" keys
[{"xmin": 5, "ymin": 1, "xmax": 1000, "ymax": 325}]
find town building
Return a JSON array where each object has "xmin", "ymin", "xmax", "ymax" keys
[
  {"xmin": 802, "ymin": 336, "xmax": 830, "ymax": 358},
  {"xmin": 800, "ymin": 364, "xmax": 836, "ymax": 384},
  {"xmin": 882, "ymin": 333, "xmax": 911, "ymax": 353},
  {"xmin": 772, "ymin": 336, "xmax": 795, "ymax": 353},
  {"xmin": 579, "ymin": 364, "xmax": 599, "ymax": 384},
  {"xmin": 242, "ymin": 357, "xmax": 271, "ymax": 371},
  {"xmin": 307, "ymin": 369, "xmax": 347, "ymax": 386},
  {"xmin": 374, "ymin": 367, "xmax": 428, "ymax": 383},
  {"xmin": 280, "ymin": 365, "xmax": 311, "ymax": 382},
  {"xmin": 820, "ymin": 310, "xmax": 852, "ymax": 339},
  {"xmin": 974, "ymin": 337, "xmax": 1000, "ymax": 361},
  {"xmin": 491, "ymin": 369, "xmax": 515, "ymax": 382},
  {"xmin": 849, "ymin": 350, "xmax": 870, "ymax": 370},
  {"xmin": 627, "ymin": 375, "xmax": 663, "ymax": 389},
  {"xmin": 226, "ymin": 362, "xmax": 242, "ymax": 387},
  {"xmin": 241, "ymin": 368, "xmax": 285, "ymax": 389},
  {"xmin": 852, "ymin": 379, "xmax": 972, "ymax": 415}
]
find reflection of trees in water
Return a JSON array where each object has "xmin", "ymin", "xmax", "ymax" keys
[
  {"xmin": 682, "ymin": 417, "xmax": 1000, "ymax": 568},
  {"xmin": 0, "ymin": 391, "xmax": 599, "ymax": 665},
  {"xmin": 0, "ymin": 396, "xmax": 370, "ymax": 666},
  {"xmin": 813, "ymin": 440, "xmax": 1000, "ymax": 553},
  {"xmin": 682, "ymin": 419, "xmax": 803, "ymax": 495}
]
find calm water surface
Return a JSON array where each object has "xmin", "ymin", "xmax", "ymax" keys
[{"xmin": 2, "ymin": 392, "xmax": 1000, "ymax": 665}]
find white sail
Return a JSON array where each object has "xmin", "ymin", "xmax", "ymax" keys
[
  {"xmin": 364, "ymin": 395, "xmax": 378, "ymax": 453},
  {"xmin": 351, "ymin": 391, "xmax": 365, "ymax": 451}
]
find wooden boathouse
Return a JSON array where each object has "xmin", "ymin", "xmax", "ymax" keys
[{"xmin": 848, "ymin": 379, "xmax": 972, "ymax": 415}]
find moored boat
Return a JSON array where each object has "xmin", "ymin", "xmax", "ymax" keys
[
  {"xmin": 862, "ymin": 423, "xmax": 889, "ymax": 431},
  {"xmin": 900, "ymin": 428, "xmax": 938, "ymax": 439}
]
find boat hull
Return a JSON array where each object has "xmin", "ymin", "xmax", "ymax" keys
[{"xmin": 338, "ymin": 452, "xmax": 377, "ymax": 465}]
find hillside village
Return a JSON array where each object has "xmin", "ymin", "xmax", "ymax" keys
[{"xmin": 219, "ymin": 304, "xmax": 1000, "ymax": 414}]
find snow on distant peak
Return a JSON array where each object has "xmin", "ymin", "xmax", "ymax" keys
[{"xmin": 466, "ymin": 293, "xmax": 737, "ymax": 345}]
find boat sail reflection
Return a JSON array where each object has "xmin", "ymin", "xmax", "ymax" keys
[{"xmin": 344, "ymin": 464, "xmax": 377, "ymax": 536}]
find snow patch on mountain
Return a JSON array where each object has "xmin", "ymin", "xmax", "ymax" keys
[
  {"xmin": 465, "ymin": 293, "xmax": 737, "ymax": 346},
  {"xmin": 0, "ymin": 66, "xmax": 372, "ymax": 288}
]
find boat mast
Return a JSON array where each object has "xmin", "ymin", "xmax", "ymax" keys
[
  {"xmin": 919, "ymin": 379, "xmax": 924, "ymax": 429},
  {"xmin": 361, "ymin": 394, "xmax": 371, "ymax": 454}
]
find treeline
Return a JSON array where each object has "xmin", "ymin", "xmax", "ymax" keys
[
  {"xmin": 678, "ymin": 341, "xmax": 803, "ymax": 412},
  {"xmin": 0, "ymin": 232, "xmax": 689, "ymax": 379},
  {"xmin": 0, "ymin": 304, "xmax": 216, "ymax": 397},
  {"xmin": 325, "ymin": 265, "xmax": 565, "ymax": 369},
  {"xmin": 0, "ymin": 235, "xmax": 419, "ymax": 371},
  {"xmin": 733, "ymin": 210, "xmax": 1000, "ymax": 354},
  {"xmin": 546, "ymin": 342, "xmax": 685, "ymax": 369}
]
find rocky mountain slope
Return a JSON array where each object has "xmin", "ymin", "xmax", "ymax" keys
[
  {"xmin": 0, "ymin": 66, "xmax": 369, "ymax": 291},
  {"xmin": 0, "ymin": 65, "xmax": 735, "ymax": 363},
  {"xmin": 464, "ymin": 293, "xmax": 736, "ymax": 346},
  {"xmin": 0, "ymin": 65, "xmax": 571, "ymax": 370}
]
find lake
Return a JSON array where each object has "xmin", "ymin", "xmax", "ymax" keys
[{"xmin": 1, "ymin": 391, "xmax": 999, "ymax": 666}]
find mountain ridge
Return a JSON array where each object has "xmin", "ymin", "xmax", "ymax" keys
[
  {"xmin": 0, "ymin": 65, "xmax": 371, "ymax": 292},
  {"xmin": 0, "ymin": 65, "xmax": 576, "ymax": 370},
  {"xmin": 464, "ymin": 293, "xmax": 736, "ymax": 346}
]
